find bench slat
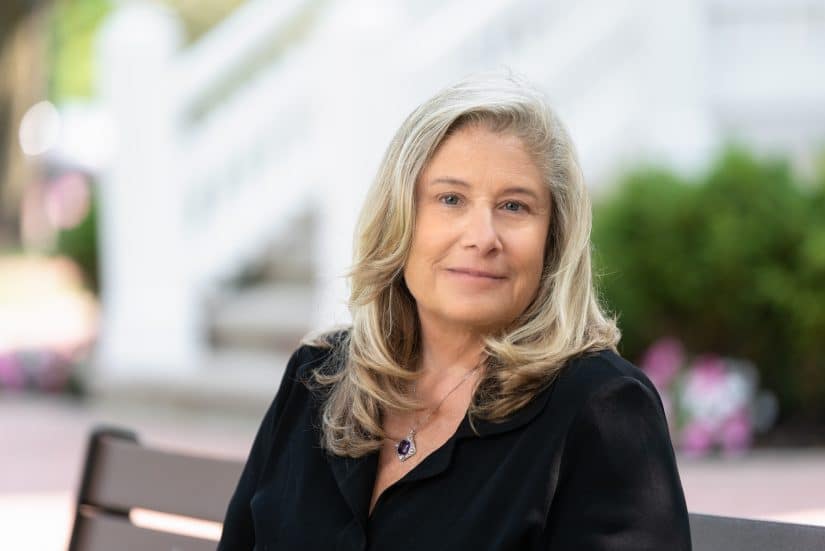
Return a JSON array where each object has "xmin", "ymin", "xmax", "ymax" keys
[
  {"xmin": 690, "ymin": 513, "xmax": 825, "ymax": 551},
  {"xmin": 70, "ymin": 427, "xmax": 825, "ymax": 551},
  {"xmin": 85, "ymin": 435, "xmax": 243, "ymax": 523},
  {"xmin": 72, "ymin": 511, "xmax": 218, "ymax": 551}
]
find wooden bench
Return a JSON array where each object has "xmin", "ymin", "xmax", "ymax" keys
[
  {"xmin": 68, "ymin": 427, "xmax": 825, "ymax": 550},
  {"xmin": 689, "ymin": 513, "xmax": 825, "ymax": 550},
  {"xmin": 68, "ymin": 427, "xmax": 242, "ymax": 551}
]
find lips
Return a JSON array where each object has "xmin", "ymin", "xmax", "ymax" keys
[{"xmin": 446, "ymin": 268, "xmax": 507, "ymax": 279}]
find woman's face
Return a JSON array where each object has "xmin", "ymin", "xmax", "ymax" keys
[{"xmin": 404, "ymin": 124, "xmax": 551, "ymax": 333}]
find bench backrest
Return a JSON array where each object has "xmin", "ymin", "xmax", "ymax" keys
[
  {"xmin": 68, "ymin": 427, "xmax": 243, "ymax": 551},
  {"xmin": 69, "ymin": 427, "xmax": 825, "ymax": 550},
  {"xmin": 689, "ymin": 512, "xmax": 825, "ymax": 551}
]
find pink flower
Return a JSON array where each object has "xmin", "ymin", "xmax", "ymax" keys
[
  {"xmin": 641, "ymin": 337, "xmax": 684, "ymax": 389},
  {"xmin": 720, "ymin": 409, "xmax": 752, "ymax": 457},
  {"xmin": 681, "ymin": 421, "xmax": 714, "ymax": 458},
  {"xmin": 687, "ymin": 355, "xmax": 727, "ymax": 391},
  {"xmin": 0, "ymin": 353, "xmax": 26, "ymax": 390}
]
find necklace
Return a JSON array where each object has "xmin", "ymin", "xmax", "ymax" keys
[{"xmin": 390, "ymin": 361, "xmax": 483, "ymax": 462}]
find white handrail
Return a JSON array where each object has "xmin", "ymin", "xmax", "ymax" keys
[
  {"xmin": 170, "ymin": 0, "xmax": 320, "ymax": 118},
  {"xmin": 95, "ymin": 0, "xmax": 661, "ymax": 379}
]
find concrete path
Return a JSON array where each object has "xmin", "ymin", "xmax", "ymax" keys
[{"xmin": 2, "ymin": 394, "xmax": 824, "ymax": 550}]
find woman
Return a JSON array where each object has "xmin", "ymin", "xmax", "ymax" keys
[{"xmin": 219, "ymin": 74, "xmax": 692, "ymax": 550}]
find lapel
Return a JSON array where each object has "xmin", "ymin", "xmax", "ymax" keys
[
  {"xmin": 456, "ymin": 380, "xmax": 557, "ymax": 439},
  {"xmin": 325, "ymin": 450, "xmax": 378, "ymax": 527},
  {"xmin": 323, "ymin": 380, "xmax": 557, "ymax": 523}
]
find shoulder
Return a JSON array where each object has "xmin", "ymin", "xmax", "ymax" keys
[
  {"xmin": 286, "ymin": 327, "xmax": 350, "ymax": 383},
  {"xmin": 558, "ymin": 348, "xmax": 657, "ymax": 396},
  {"xmin": 476, "ymin": 349, "xmax": 662, "ymax": 438},
  {"xmin": 546, "ymin": 349, "xmax": 675, "ymax": 471},
  {"xmin": 255, "ymin": 329, "xmax": 350, "ymax": 429},
  {"xmin": 545, "ymin": 351, "xmax": 691, "ymax": 548},
  {"xmin": 548, "ymin": 348, "xmax": 665, "ymax": 422}
]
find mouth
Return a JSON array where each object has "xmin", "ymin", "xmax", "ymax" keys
[{"xmin": 446, "ymin": 268, "xmax": 507, "ymax": 280}]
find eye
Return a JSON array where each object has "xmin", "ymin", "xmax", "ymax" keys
[
  {"xmin": 438, "ymin": 193, "xmax": 462, "ymax": 206},
  {"xmin": 502, "ymin": 200, "xmax": 528, "ymax": 213}
]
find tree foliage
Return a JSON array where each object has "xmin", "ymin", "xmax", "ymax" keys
[{"xmin": 593, "ymin": 147, "xmax": 825, "ymax": 421}]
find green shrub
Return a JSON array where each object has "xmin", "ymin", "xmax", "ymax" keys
[
  {"xmin": 593, "ymin": 146, "xmax": 825, "ymax": 421},
  {"xmin": 54, "ymin": 187, "xmax": 99, "ymax": 293}
]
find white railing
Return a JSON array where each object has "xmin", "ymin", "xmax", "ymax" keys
[
  {"xmin": 95, "ymin": 0, "xmax": 690, "ymax": 381},
  {"xmin": 95, "ymin": 0, "xmax": 325, "ymax": 377},
  {"xmin": 178, "ymin": 49, "xmax": 316, "ymax": 286}
]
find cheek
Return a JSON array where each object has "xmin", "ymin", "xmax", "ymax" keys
[
  {"xmin": 513, "ymin": 231, "xmax": 548, "ymax": 291},
  {"xmin": 409, "ymin": 215, "xmax": 451, "ymax": 265},
  {"xmin": 404, "ymin": 230, "xmax": 437, "ymax": 287}
]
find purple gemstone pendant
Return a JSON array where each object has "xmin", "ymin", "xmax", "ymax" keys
[{"xmin": 396, "ymin": 431, "xmax": 417, "ymax": 462}]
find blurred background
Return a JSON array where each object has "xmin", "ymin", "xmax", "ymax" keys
[{"xmin": 1, "ymin": 0, "xmax": 823, "ymax": 548}]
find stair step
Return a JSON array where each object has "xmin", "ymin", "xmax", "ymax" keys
[
  {"xmin": 91, "ymin": 348, "xmax": 295, "ymax": 415},
  {"xmin": 208, "ymin": 283, "xmax": 314, "ymax": 351}
]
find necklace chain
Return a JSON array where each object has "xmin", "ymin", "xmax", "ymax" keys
[{"xmin": 387, "ymin": 359, "xmax": 484, "ymax": 444}]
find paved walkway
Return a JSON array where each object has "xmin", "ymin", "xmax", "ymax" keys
[{"xmin": 2, "ymin": 394, "xmax": 824, "ymax": 550}]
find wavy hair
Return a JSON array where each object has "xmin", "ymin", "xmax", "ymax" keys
[{"xmin": 305, "ymin": 73, "xmax": 620, "ymax": 457}]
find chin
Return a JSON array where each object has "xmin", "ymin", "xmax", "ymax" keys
[{"xmin": 439, "ymin": 304, "xmax": 516, "ymax": 331}]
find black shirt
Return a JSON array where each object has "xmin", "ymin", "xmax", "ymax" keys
[{"xmin": 218, "ymin": 339, "xmax": 692, "ymax": 550}]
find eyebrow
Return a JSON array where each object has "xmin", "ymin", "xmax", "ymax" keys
[{"xmin": 430, "ymin": 177, "xmax": 544, "ymax": 202}]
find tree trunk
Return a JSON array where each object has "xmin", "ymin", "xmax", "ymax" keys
[{"xmin": 0, "ymin": 3, "xmax": 49, "ymax": 249}]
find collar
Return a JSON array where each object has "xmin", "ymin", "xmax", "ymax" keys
[
  {"xmin": 455, "ymin": 381, "xmax": 556, "ymax": 439},
  {"xmin": 323, "ymin": 379, "xmax": 557, "ymax": 528}
]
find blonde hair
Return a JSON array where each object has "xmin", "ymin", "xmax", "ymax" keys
[{"xmin": 305, "ymin": 73, "xmax": 620, "ymax": 457}]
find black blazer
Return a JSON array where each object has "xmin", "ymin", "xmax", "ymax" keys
[{"xmin": 219, "ymin": 337, "xmax": 692, "ymax": 550}]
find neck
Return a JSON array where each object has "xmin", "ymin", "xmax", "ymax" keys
[{"xmin": 417, "ymin": 314, "xmax": 486, "ymax": 381}]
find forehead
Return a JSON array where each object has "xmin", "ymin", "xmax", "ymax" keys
[{"xmin": 419, "ymin": 125, "xmax": 547, "ymax": 193}]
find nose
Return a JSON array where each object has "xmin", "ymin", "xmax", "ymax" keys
[{"xmin": 460, "ymin": 206, "xmax": 502, "ymax": 254}]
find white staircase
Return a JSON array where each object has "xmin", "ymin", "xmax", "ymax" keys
[{"xmin": 93, "ymin": 0, "xmax": 825, "ymax": 410}]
